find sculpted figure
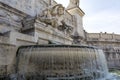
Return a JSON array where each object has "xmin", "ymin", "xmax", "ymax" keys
[
  {"xmin": 52, "ymin": 4, "xmax": 73, "ymax": 34},
  {"xmin": 38, "ymin": 8, "xmax": 53, "ymax": 25},
  {"xmin": 38, "ymin": 4, "xmax": 73, "ymax": 34},
  {"xmin": 38, "ymin": 4, "xmax": 65, "ymax": 28},
  {"xmin": 51, "ymin": 4, "xmax": 65, "ymax": 28}
]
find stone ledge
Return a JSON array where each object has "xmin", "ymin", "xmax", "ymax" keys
[{"xmin": 0, "ymin": 2, "xmax": 27, "ymax": 17}]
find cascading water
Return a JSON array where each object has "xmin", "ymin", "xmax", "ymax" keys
[{"xmin": 14, "ymin": 45, "xmax": 113, "ymax": 80}]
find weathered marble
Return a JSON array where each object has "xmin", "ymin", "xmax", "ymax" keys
[
  {"xmin": 0, "ymin": 0, "xmax": 85, "ymax": 76},
  {"xmin": 86, "ymin": 32, "xmax": 120, "ymax": 69},
  {"xmin": 0, "ymin": 44, "xmax": 16, "ymax": 75},
  {"xmin": 0, "ymin": 0, "xmax": 59, "ymax": 17},
  {"xmin": 0, "ymin": 0, "xmax": 120, "ymax": 77},
  {"xmin": 0, "ymin": 2, "xmax": 26, "ymax": 33}
]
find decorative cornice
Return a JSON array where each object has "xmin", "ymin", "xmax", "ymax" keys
[{"xmin": 0, "ymin": 2, "xmax": 27, "ymax": 17}]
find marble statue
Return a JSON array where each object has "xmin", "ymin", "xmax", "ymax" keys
[{"xmin": 38, "ymin": 4, "xmax": 73, "ymax": 34}]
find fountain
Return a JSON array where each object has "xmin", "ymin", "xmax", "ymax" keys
[
  {"xmin": 0, "ymin": 0, "xmax": 120, "ymax": 80},
  {"xmin": 14, "ymin": 45, "xmax": 110, "ymax": 80}
]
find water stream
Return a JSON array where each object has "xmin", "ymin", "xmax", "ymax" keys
[{"xmin": 13, "ymin": 45, "xmax": 120, "ymax": 80}]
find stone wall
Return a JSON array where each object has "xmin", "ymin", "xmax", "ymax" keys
[
  {"xmin": 86, "ymin": 32, "xmax": 120, "ymax": 69},
  {"xmin": 87, "ymin": 33, "xmax": 120, "ymax": 42},
  {"xmin": 0, "ymin": 2, "xmax": 26, "ymax": 33},
  {"xmin": 104, "ymin": 47, "xmax": 120, "ymax": 69},
  {"xmin": 34, "ymin": 20, "xmax": 73, "ymax": 44},
  {"xmin": 0, "ymin": 0, "xmax": 47, "ymax": 16},
  {"xmin": 0, "ymin": 0, "xmax": 75, "ymax": 46},
  {"xmin": 0, "ymin": 36, "xmax": 9, "ymax": 44},
  {"xmin": 0, "ymin": 0, "xmax": 59, "ymax": 16},
  {"xmin": 0, "ymin": 44, "xmax": 17, "ymax": 75}
]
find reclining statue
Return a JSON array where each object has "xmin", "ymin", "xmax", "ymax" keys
[{"xmin": 38, "ymin": 4, "xmax": 73, "ymax": 34}]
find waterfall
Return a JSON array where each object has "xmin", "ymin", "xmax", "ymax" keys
[{"xmin": 15, "ymin": 45, "xmax": 118, "ymax": 80}]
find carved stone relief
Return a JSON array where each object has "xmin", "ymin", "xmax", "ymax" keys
[{"xmin": 38, "ymin": 4, "xmax": 73, "ymax": 35}]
